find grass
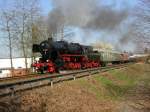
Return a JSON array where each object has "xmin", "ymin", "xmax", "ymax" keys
[
  {"xmin": 75, "ymin": 64, "xmax": 149, "ymax": 100},
  {"xmin": 77, "ymin": 78, "xmax": 103, "ymax": 99},
  {"xmin": 93, "ymin": 73, "xmax": 135, "ymax": 100}
]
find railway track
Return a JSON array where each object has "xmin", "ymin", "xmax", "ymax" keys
[{"xmin": 0, "ymin": 63, "xmax": 132, "ymax": 97}]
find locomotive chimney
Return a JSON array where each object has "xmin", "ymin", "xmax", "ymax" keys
[
  {"xmin": 48, "ymin": 37, "xmax": 53, "ymax": 44},
  {"xmin": 48, "ymin": 37, "xmax": 53, "ymax": 50}
]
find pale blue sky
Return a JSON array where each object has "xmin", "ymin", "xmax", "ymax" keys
[
  {"xmin": 40, "ymin": 0, "xmax": 137, "ymax": 15},
  {"xmin": 0, "ymin": 0, "xmax": 137, "ymax": 14},
  {"xmin": 40, "ymin": 0, "xmax": 53, "ymax": 15},
  {"xmin": 0, "ymin": 0, "xmax": 53, "ymax": 13}
]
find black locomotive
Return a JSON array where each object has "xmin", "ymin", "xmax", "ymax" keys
[{"xmin": 32, "ymin": 38, "xmax": 98, "ymax": 73}]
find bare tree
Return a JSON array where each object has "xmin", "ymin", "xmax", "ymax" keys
[
  {"xmin": 32, "ymin": 17, "xmax": 51, "ymax": 43},
  {"xmin": 10, "ymin": 0, "xmax": 41, "ymax": 73},
  {"xmin": 132, "ymin": 0, "xmax": 150, "ymax": 53},
  {"xmin": 0, "ymin": 10, "xmax": 17, "ymax": 75}
]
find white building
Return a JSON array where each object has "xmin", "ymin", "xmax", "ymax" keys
[
  {"xmin": 0, "ymin": 58, "xmax": 32, "ymax": 69},
  {"xmin": 0, "ymin": 57, "xmax": 32, "ymax": 78}
]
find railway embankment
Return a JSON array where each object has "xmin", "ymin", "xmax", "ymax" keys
[{"xmin": 0, "ymin": 63, "xmax": 150, "ymax": 112}]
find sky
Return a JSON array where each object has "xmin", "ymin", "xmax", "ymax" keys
[
  {"xmin": 0, "ymin": 0, "xmax": 137, "ymax": 16},
  {"xmin": 39, "ymin": 0, "xmax": 53, "ymax": 15},
  {"xmin": 40, "ymin": 0, "xmax": 137, "ymax": 15},
  {"xmin": 0, "ymin": 0, "xmax": 53, "ymax": 12},
  {"xmin": 0, "ymin": 0, "xmax": 140, "ymax": 58}
]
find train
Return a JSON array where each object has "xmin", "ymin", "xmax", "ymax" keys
[{"xmin": 32, "ymin": 38, "xmax": 129, "ymax": 73}]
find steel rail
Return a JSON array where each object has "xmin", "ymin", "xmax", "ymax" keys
[
  {"xmin": 0, "ymin": 65, "xmax": 119, "ymax": 82},
  {"xmin": 0, "ymin": 63, "xmax": 132, "ymax": 97}
]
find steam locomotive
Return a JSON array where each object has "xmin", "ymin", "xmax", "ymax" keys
[{"xmin": 32, "ymin": 38, "xmax": 129, "ymax": 73}]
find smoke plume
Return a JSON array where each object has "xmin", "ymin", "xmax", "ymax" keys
[
  {"xmin": 47, "ymin": 0, "xmax": 137, "ymax": 52},
  {"xmin": 48, "ymin": 0, "xmax": 129, "ymax": 32}
]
